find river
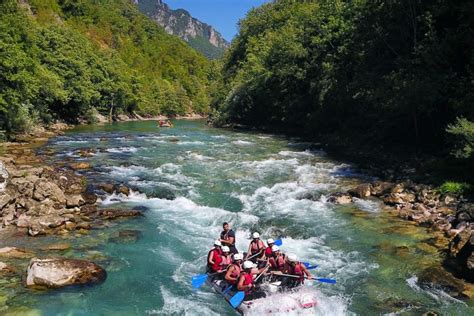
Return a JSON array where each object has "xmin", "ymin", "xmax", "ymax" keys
[{"xmin": 7, "ymin": 120, "xmax": 473, "ymax": 315}]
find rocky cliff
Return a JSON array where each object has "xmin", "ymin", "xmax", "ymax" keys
[{"xmin": 134, "ymin": 0, "xmax": 229, "ymax": 59}]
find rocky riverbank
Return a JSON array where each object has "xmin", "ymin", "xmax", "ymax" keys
[
  {"xmin": 327, "ymin": 180, "xmax": 474, "ymax": 297},
  {"xmin": 0, "ymin": 132, "xmax": 148, "ymax": 301}
]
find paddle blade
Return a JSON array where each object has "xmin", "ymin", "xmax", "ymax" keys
[
  {"xmin": 274, "ymin": 239, "xmax": 282, "ymax": 246},
  {"xmin": 303, "ymin": 262, "xmax": 318, "ymax": 270},
  {"xmin": 315, "ymin": 278, "xmax": 336, "ymax": 284},
  {"xmin": 191, "ymin": 274, "xmax": 208, "ymax": 288},
  {"xmin": 230, "ymin": 291, "xmax": 245, "ymax": 308}
]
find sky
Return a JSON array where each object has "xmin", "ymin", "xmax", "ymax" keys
[{"xmin": 165, "ymin": 0, "xmax": 269, "ymax": 41}]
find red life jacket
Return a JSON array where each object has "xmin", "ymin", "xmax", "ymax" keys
[
  {"xmin": 211, "ymin": 254, "xmax": 223, "ymax": 272},
  {"xmin": 265, "ymin": 247, "xmax": 272, "ymax": 257},
  {"xmin": 250, "ymin": 240, "xmax": 264, "ymax": 255},
  {"xmin": 269, "ymin": 254, "xmax": 286, "ymax": 271},
  {"xmin": 207, "ymin": 248, "xmax": 222, "ymax": 269},
  {"xmin": 241, "ymin": 272, "xmax": 254, "ymax": 294},
  {"xmin": 291, "ymin": 262, "xmax": 305, "ymax": 282},
  {"xmin": 227, "ymin": 264, "xmax": 242, "ymax": 284}
]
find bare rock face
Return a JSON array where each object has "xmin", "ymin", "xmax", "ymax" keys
[
  {"xmin": 26, "ymin": 258, "xmax": 106, "ymax": 288},
  {"xmin": 418, "ymin": 266, "xmax": 465, "ymax": 298}
]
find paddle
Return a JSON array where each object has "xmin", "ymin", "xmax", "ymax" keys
[
  {"xmin": 274, "ymin": 239, "xmax": 282, "ymax": 246},
  {"xmin": 272, "ymin": 272, "xmax": 336, "ymax": 284},
  {"xmin": 191, "ymin": 269, "xmax": 227, "ymax": 289}
]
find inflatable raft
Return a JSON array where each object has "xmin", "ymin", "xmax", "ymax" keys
[{"xmin": 206, "ymin": 274, "xmax": 317, "ymax": 315}]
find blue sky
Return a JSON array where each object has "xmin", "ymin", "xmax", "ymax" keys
[{"xmin": 165, "ymin": 0, "xmax": 269, "ymax": 41}]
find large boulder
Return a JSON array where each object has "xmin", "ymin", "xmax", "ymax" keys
[
  {"xmin": 26, "ymin": 258, "xmax": 106, "ymax": 288},
  {"xmin": 69, "ymin": 162, "xmax": 92, "ymax": 170},
  {"xmin": 33, "ymin": 179, "xmax": 66, "ymax": 204}
]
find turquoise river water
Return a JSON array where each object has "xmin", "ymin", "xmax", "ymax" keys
[{"xmin": 3, "ymin": 120, "xmax": 474, "ymax": 315}]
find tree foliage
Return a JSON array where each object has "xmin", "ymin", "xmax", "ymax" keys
[
  {"xmin": 0, "ymin": 0, "xmax": 211, "ymax": 134},
  {"xmin": 213, "ymin": 0, "xmax": 474, "ymax": 156}
]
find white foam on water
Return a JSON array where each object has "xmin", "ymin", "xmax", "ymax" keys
[
  {"xmin": 278, "ymin": 150, "xmax": 320, "ymax": 158},
  {"xmin": 56, "ymin": 140, "xmax": 90, "ymax": 144},
  {"xmin": 233, "ymin": 140, "xmax": 254, "ymax": 145},
  {"xmin": 242, "ymin": 287, "xmax": 349, "ymax": 316},
  {"xmin": 211, "ymin": 135, "xmax": 227, "ymax": 139},
  {"xmin": 147, "ymin": 286, "xmax": 220, "ymax": 315},
  {"xmin": 186, "ymin": 152, "xmax": 215, "ymax": 161},
  {"xmin": 106, "ymin": 147, "xmax": 138, "ymax": 153},
  {"xmin": 177, "ymin": 141, "xmax": 206, "ymax": 146},
  {"xmin": 353, "ymin": 198, "xmax": 381, "ymax": 213}
]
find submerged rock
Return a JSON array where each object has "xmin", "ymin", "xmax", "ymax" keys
[
  {"xmin": 418, "ymin": 266, "xmax": 465, "ymax": 298},
  {"xmin": 110, "ymin": 230, "xmax": 142, "ymax": 243},
  {"xmin": 26, "ymin": 258, "xmax": 106, "ymax": 288},
  {"xmin": 0, "ymin": 247, "xmax": 33, "ymax": 259},
  {"xmin": 69, "ymin": 162, "xmax": 92, "ymax": 170},
  {"xmin": 98, "ymin": 208, "xmax": 143, "ymax": 219}
]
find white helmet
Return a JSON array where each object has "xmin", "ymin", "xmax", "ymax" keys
[
  {"xmin": 221, "ymin": 246, "xmax": 230, "ymax": 253},
  {"xmin": 214, "ymin": 240, "xmax": 222, "ymax": 246},
  {"xmin": 252, "ymin": 232, "xmax": 260, "ymax": 239},
  {"xmin": 267, "ymin": 238, "xmax": 275, "ymax": 244},
  {"xmin": 271, "ymin": 245, "xmax": 280, "ymax": 252},
  {"xmin": 233, "ymin": 253, "xmax": 244, "ymax": 261},
  {"xmin": 243, "ymin": 260, "xmax": 255, "ymax": 269},
  {"xmin": 287, "ymin": 253, "xmax": 298, "ymax": 263}
]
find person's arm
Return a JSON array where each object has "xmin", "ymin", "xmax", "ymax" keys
[
  {"xmin": 245, "ymin": 243, "xmax": 252, "ymax": 260},
  {"xmin": 237, "ymin": 275, "xmax": 252, "ymax": 292},
  {"xmin": 208, "ymin": 251, "xmax": 215, "ymax": 265},
  {"xmin": 225, "ymin": 266, "xmax": 236, "ymax": 283},
  {"xmin": 258, "ymin": 241, "xmax": 266, "ymax": 259},
  {"xmin": 302, "ymin": 265, "xmax": 312, "ymax": 279}
]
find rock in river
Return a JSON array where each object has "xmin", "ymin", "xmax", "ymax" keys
[{"xmin": 26, "ymin": 258, "xmax": 106, "ymax": 288}]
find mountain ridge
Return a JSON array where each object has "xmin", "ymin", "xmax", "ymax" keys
[{"xmin": 133, "ymin": 0, "xmax": 229, "ymax": 59}]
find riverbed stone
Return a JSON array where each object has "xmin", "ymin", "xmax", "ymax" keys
[
  {"xmin": 98, "ymin": 183, "xmax": 115, "ymax": 194},
  {"xmin": 26, "ymin": 258, "xmax": 106, "ymax": 288},
  {"xmin": 98, "ymin": 208, "xmax": 143, "ymax": 219},
  {"xmin": 40, "ymin": 243, "xmax": 71, "ymax": 251},
  {"xmin": 418, "ymin": 266, "xmax": 465, "ymax": 298},
  {"xmin": 327, "ymin": 192, "xmax": 352, "ymax": 204},
  {"xmin": 66, "ymin": 195, "xmax": 85, "ymax": 208},
  {"xmin": 69, "ymin": 162, "xmax": 92, "ymax": 170},
  {"xmin": 32, "ymin": 179, "xmax": 66, "ymax": 204},
  {"xmin": 117, "ymin": 185, "xmax": 130, "ymax": 196},
  {"xmin": 349, "ymin": 183, "xmax": 372, "ymax": 198}
]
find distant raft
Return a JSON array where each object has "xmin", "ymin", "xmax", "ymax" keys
[{"xmin": 158, "ymin": 120, "xmax": 173, "ymax": 128}]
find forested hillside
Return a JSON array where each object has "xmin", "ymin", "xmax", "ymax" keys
[
  {"xmin": 212, "ymin": 0, "xmax": 474, "ymax": 162},
  {"xmin": 0, "ymin": 0, "xmax": 211, "ymax": 135}
]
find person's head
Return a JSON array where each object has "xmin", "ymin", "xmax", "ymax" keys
[
  {"xmin": 267, "ymin": 238, "xmax": 275, "ymax": 246},
  {"xmin": 271, "ymin": 245, "xmax": 280, "ymax": 255},
  {"xmin": 243, "ymin": 260, "xmax": 255, "ymax": 271},
  {"xmin": 223, "ymin": 222, "xmax": 230, "ymax": 232},
  {"xmin": 222, "ymin": 246, "xmax": 230, "ymax": 254},
  {"xmin": 233, "ymin": 253, "xmax": 243, "ymax": 263},
  {"xmin": 252, "ymin": 232, "xmax": 260, "ymax": 240},
  {"xmin": 287, "ymin": 253, "xmax": 298, "ymax": 266},
  {"xmin": 214, "ymin": 240, "xmax": 222, "ymax": 248}
]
